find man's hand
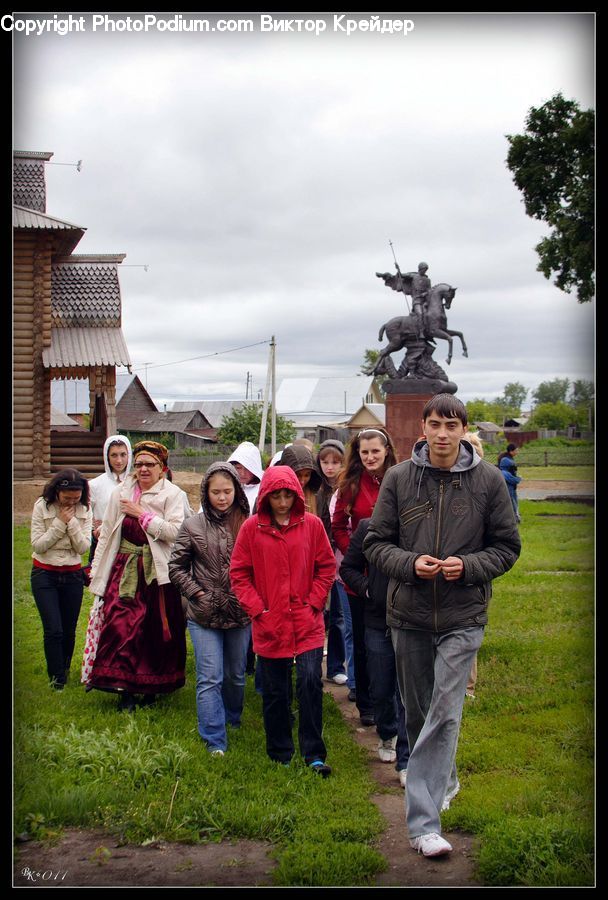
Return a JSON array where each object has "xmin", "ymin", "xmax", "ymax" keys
[
  {"xmin": 439, "ymin": 556, "xmax": 464, "ymax": 581},
  {"xmin": 415, "ymin": 555, "xmax": 443, "ymax": 579},
  {"xmin": 414, "ymin": 554, "xmax": 464, "ymax": 581}
]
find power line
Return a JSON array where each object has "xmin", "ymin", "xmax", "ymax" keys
[{"xmin": 132, "ymin": 339, "xmax": 271, "ymax": 373}]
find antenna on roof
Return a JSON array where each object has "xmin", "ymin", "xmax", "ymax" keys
[{"xmin": 46, "ymin": 159, "xmax": 83, "ymax": 172}]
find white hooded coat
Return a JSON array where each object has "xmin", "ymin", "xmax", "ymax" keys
[
  {"xmin": 227, "ymin": 441, "xmax": 264, "ymax": 513},
  {"xmin": 88, "ymin": 435, "xmax": 133, "ymax": 526}
]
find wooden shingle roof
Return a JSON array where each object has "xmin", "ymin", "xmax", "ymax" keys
[
  {"xmin": 51, "ymin": 255, "xmax": 126, "ymax": 326},
  {"xmin": 13, "ymin": 152, "xmax": 53, "ymax": 212}
]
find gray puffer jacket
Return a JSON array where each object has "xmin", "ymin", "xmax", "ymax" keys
[
  {"xmin": 168, "ymin": 462, "xmax": 251, "ymax": 629},
  {"xmin": 362, "ymin": 439, "xmax": 521, "ymax": 632}
]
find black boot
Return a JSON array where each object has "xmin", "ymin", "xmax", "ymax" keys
[
  {"xmin": 138, "ymin": 694, "xmax": 157, "ymax": 707},
  {"xmin": 117, "ymin": 691, "xmax": 136, "ymax": 712}
]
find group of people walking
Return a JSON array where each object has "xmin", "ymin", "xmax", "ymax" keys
[{"xmin": 29, "ymin": 393, "xmax": 521, "ymax": 857}]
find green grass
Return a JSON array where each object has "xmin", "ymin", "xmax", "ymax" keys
[
  {"xmin": 13, "ymin": 524, "xmax": 385, "ymax": 886},
  {"xmin": 517, "ymin": 465, "xmax": 594, "ymax": 482},
  {"xmin": 444, "ymin": 499, "xmax": 595, "ymax": 886},
  {"xmin": 13, "ymin": 502, "xmax": 595, "ymax": 886}
]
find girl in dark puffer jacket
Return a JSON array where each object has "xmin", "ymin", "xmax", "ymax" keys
[{"xmin": 169, "ymin": 462, "xmax": 250, "ymax": 756}]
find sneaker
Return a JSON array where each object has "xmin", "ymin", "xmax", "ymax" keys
[
  {"xmin": 309, "ymin": 759, "xmax": 332, "ymax": 778},
  {"xmin": 441, "ymin": 780, "xmax": 461, "ymax": 811},
  {"xmin": 331, "ymin": 673, "xmax": 348, "ymax": 685},
  {"xmin": 465, "ymin": 690, "xmax": 475, "ymax": 700},
  {"xmin": 398, "ymin": 769, "xmax": 408, "ymax": 788},
  {"xmin": 210, "ymin": 749, "xmax": 225, "ymax": 757},
  {"xmin": 410, "ymin": 832, "xmax": 453, "ymax": 857},
  {"xmin": 347, "ymin": 689, "xmax": 357, "ymax": 703},
  {"xmin": 359, "ymin": 713, "xmax": 375, "ymax": 727},
  {"xmin": 377, "ymin": 737, "xmax": 397, "ymax": 763}
]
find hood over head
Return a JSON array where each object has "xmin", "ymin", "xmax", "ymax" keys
[
  {"xmin": 256, "ymin": 465, "xmax": 305, "ymax": 521},
  {"xmin": 102, "ymin": 434, "xmax": 132, "ymax": 480},
  {"xmin": 411, "ymin": 437, "xmax": 482, "ymax": 472},
  {"xmin": 280, "ymin": 444, "xmax": 322, "ymax": 492},
  {"xmin": 315, "ymin": 439, "xmax": 345, "ymax": 485},
  {"xmin": 200, "ymin": 461, "xmax": 250, "ymax": 522},
  {"xmin": 409, "ymin": 437, "xmax": 481, "ymax": 502},
  {"xmin": 227, "ymin": 441, "xmax": 264, "ymax": 483}
]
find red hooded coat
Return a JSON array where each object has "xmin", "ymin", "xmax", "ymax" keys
[{"xmin": 229, "ymin": 466, "xmax": 335, "ymax": 658}]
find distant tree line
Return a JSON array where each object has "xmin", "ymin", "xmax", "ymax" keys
[{"xmin": 466, "ymin": 378, "xmax": 594, "ymax": 431}]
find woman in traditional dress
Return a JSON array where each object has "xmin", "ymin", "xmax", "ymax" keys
[{"xmin": 86, "ymin": 441, "xmax": 187, "ymax": 711}]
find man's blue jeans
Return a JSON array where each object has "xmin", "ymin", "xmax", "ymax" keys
[
  {"xmin": 258, "ymin": 647, "xmax": 326, "ymax": 764},
  {"xmin": 365, "ymin": 625, "xmax": 409, "ymax": 771},
  {"xmin": 187, "ymin": 620, "xmax": 251, "ymax": 752}
]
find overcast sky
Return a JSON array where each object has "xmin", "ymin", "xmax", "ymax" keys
[{"xmin": 12, "ymin": 11, "xmax": 595, "ymax": 410}]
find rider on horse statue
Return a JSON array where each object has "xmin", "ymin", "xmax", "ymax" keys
[{"xmin": 375, "ymin": 261, "xmax": 431, "ymax": 339}]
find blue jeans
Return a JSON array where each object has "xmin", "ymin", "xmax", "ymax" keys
[
  {"xmin": 365, "ymin": 626, "xmax": 409, "ymax": 771},
  {"xmin": 31, "ymin": 566, "xmax": 84, "ymax": 685},
  {"xmin": 347, "ymin": 593, "xmax": 373, "ymax": 716},
  {"xmin": 259, "ymin": 647, "xmax": 326, "ymax": 764},
  {"xmin": 326, "ymin": 581, "xmax": 355, "ymax": 689},
  {"xmin": 392, "ymin": 625, "xmax": 484, "ymax": 838},
  {"xmin": 187, "ymin": 621, "xmax": 251, "ymax": 752}
]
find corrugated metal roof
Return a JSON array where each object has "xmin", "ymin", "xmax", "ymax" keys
[
  {"xmin": 42, "ymin": 327, "xmax": 132, "ymax": 368},
  {"xmin": 51, "ymin": 258, "xmax": 125, "ymax": 326},
  {"xmin": 50, "ymin": 406, "xmax": 81, "ymax": 427},
  {"xmin": 276, "ymin": 376, "xmax": 377, "ymax": 416},
  {"xmin": 474, "ymin": 421, "xmax": 501, "ymax": 432},
  {"xmin": 134, "ymin": 411, "xmax": 211, "ymax": 433},
  {"xmin": 171, "ymin": 399, "xmax": 261, "ymax": 428},
  {"xmin": 13, "ymin": 205, "xmax": 86, "ymax": 232}
]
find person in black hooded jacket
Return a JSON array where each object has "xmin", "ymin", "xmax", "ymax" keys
[{"xmin": 340, "ymin": 516, "xmax": 409, "ymax": 785}]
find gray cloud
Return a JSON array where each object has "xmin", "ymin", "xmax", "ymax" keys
[{"xmin": 12, "ymin": 12, "xmax": 595, "ymax": 408}]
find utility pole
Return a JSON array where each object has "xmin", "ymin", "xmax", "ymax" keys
[
  {"xmin": 259, "ymin": 339, "xmax": 273, "ymax": 456},
  {"xmin": 271, "ymin": 336, "xmax": 276, "ymax": 456}
]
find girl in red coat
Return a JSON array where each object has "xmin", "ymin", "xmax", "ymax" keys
[{"xmin": 230, "ymin": 466, "xmax": 336, "ymax": 776}]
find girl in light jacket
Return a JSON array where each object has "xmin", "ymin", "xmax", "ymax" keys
[
  {"xmin": 169, "ymin": 462, "xmax": 250, "ymax": 756},
  {"xmin": 30, "ymin": 469, "xmax": 92, "ymax": 690},
  {"xmin": 230, "ymin": 466, "xmax": 335, "ymax": 776}
]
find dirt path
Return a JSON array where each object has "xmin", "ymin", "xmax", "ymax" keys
[{"xmin": 13, "ymin": 677, "xmax": 478, "ymax": 888}]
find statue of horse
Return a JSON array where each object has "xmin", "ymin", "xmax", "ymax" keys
[{"xmin": 371, "ymin": 283, "xmax": 468, "ymax": 370}]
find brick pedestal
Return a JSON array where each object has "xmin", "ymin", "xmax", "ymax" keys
[{"xmin": 385, "ymin": 393, "xmax": 434, "ymax": 462}]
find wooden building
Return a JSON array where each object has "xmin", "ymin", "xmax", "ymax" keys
[{"xmin": 13, "ymin": 151, "xmax": 132, "ymax": 479}]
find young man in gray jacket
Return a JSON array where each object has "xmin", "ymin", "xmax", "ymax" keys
[{"xmin": 363, "ymin": 394, "xmax": 521, "ymax": 858}]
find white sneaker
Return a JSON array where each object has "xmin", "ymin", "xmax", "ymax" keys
[
  {"xmin": 441, "ymin": 780, "xmax": 461, "ymax": 811},
  {"xmin": 398, "ymin": 769, "xmax": 407, "ymax": 788},
  {"xmin": 331, "ymin": 673, "xmax": 348, "ymax": 685},
  {"xmin": 377, "ymin": 737, "xmax": 397, "ymax": 763},
  {"xmin": 410, "ymin": 832, "xmax": 453, "ymax": 857},
  {"xmin": 210, "ymin": 749, "xmax": 225, "ymax": 757}
]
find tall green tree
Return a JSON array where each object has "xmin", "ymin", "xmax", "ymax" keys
[
  {"xmin": 569, "ymin": 379, "xmax": 594, "ymax": 407},
  {"xmin": 506, "ymin": 93, "xmax": 595, "ymax": 303},
  {"xmin": 500, "ymin": 382, "xmax": 528, "ymax": 413},
  {"xmin": 532, "ymin": 378, "xmax": 570, "ymax": 406},
  {"xmin": 526, "ymin": 402, "xmax": 580, "ymax": 431},
  {"xmin": 217, "ymin": 403, "xmax": 295, "ymax": 446}
]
